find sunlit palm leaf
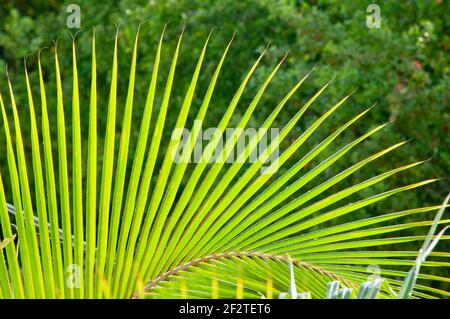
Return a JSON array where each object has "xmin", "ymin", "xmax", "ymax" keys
[{"xmin": 0, "ymin": 26, "xmax": 448, "ymax": 299}]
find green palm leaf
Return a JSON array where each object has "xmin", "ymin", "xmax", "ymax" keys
[{"xmin": 0, "ymin": 26, "xmax": 448, "ymax": 299}]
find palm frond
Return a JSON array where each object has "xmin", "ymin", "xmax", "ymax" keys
[{"xmin": 0, "ymin": 26, "xmax": 448, "ymax": 299}]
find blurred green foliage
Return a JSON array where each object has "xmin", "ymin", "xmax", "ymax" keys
[{"xmin": 0, "ymin": 0, "xmax": 448, "ymax": 287}]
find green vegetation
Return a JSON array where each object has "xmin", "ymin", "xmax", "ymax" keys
[{"xmin": 0, "ymin": 0, "xmax": 448, "ymax": 298}]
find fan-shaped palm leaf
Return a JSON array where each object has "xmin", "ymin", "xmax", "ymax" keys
[{"xmin": 0, "ymin": 26, "xmax": 448, "ymax": 299}]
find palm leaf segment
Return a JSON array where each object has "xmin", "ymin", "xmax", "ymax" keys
[{"xmin": 0, "ymin": 27, "xmax": 448, "ymax": 299}]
